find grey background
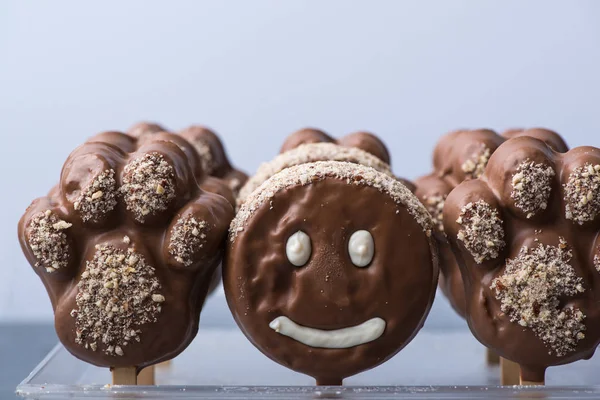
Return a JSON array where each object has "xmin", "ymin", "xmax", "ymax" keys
[{"xmin": 2, "ymin": 0, "xmax": 600, "ymax": 321}]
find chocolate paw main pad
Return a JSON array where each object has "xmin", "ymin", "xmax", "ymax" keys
[
  {"xmin": 18, "ymin": 132, "xmax": 234, "ymax": 368},
  {"xmin": 225, "ymin": 160, "xmax": 438, "ymax": 385},
  {"xmin": 443, "ymin": 136, "xmax": 600, "ymax": 380}
]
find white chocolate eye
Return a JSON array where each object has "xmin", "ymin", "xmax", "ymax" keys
[
  {"xmin": 348, "ymin": 230, "xmax": 374, "ymax": 267},
  {"xmin": 286, "ymin": 231, "xmax": 311, "ymax": 267}
]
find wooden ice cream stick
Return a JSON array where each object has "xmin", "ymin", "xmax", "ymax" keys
[
  {"xmin": 518, "ymin": 365, "xmax": 546, "ymax": 386},
  {"xmin": 486, "ymin": 348, "xmax": 500, "ymax": 365},
  {"xmin": 519, "ymin": 369, "xmax": 545, "ymax": 386},
  {"xmin": 111, "ymin": 367, "xmax": 137, "ymax": 385},
  {"xmin": 157, "ymin": 360, "xmax": 172, "ymax": 367},
  {"xmin": 500, "ymin": 357, "xmax": 520, "ymax": 385},
  {"xmin": 137, "ymin": 365, "xmax": 156, "ymax": 385}
]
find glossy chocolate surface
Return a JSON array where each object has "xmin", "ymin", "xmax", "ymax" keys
[
  {"xmin": 443, "ymin": 137, "xmax": 600, "ymax": 381},
  {"xmin": 415, "ymin": 128, "xmax": 568, "ymax": 317},
  {"xmin": 225, "ymin": 129, "xmax": 438, "ymax": 385},
  {"xmin": 18, "ymin": 131, "xmax": 234, "ymax": 370},
  {"xmin": 128, "ymin": 122, "xmax": 248, "ymax": 196},
  {"xmin": 239, "ymin": 128, "xmax": 414, "ymax": 206},
  {"xmin": 280, "ymin": 128, "xmax": 391, "ymax": 165}
]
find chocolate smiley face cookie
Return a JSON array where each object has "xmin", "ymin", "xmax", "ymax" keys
[
  {"xmin": 443, "ymin": 136, "xmax": 600, "ymax": 382},
  {"xmin": 225, "ymin": 161, "xmax": 438, "ymax": 385},
  {"xmin": 18, "ymin": 131, "xmax": 234, "ymax": 370},
  {"xmin": 414, "ymin": 128, "xmax": 568, "ymax": 317}
]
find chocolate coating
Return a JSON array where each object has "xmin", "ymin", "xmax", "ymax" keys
[
  {"xmin": 225, "ymin": 161, "xmax": 438, "ymax": 385},
  {"xmin": 127, "ymin": 122, "xmax": 165, "ymax": 138},
  {"xmin": 415, "ymin": 128, "xmax": 568, "ymax": 317},
  {"xmin": 443, "ymin": 136, "xmax": 600, "ymax": 381},
  {"xmin": 501, "ymin": 127, "xmax": 569, "ymax": 152},
  {"xmin": 240, "ymin": 128, "xmax": 411, "ymax": 206},
  {"xmin": 179, "ymin": 126, "xmax": 248, "ymax": 195},
  {"xmin": 127, "ymin": 122, "xmax": 249, "ymax": 196},
  {"xmin": 18, "ymin": 131, "xmax": 234, "ymax": 370},
  {"xmin": 414, "ymin": 174, "xmax": 466, "ymax": 316},
  {"xmin": 280, "ymin": 128, "xmax": 391, "ymax": 165}
]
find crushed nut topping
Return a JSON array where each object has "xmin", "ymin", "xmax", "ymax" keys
[
  {"xmin": 423, "ymin": 194, "xmax": 446, "ymax": 232},
  {"xmin": 192, "ymin": 138, "xmax": 216, "ymax": 175},
  {"xmin": 72, "ymin": 245, "xmax": 163, "ymax": 356},
  {"xmin": 28, "ymin": 210, "xmax": 71, "ymax": 273},
  {"xmin": 237, "ymin": 143, "xmax": 393, "ymax": 206},
  {"xmin": 127, "ymin": 122, "xmax": 165, "ymax": 138},
  {"xmin": 564, "ymin": 163, "xmax": 600, "ymax": 224},
  {"xmin": 168, "ymin": 216, "xmax": 208, "ymax": 266},
  {"xmin": 228, "ymin": 177, "xmax": 242, "ymax": 193},
  {"xmin": 73, "ymin": 169, "xmax": 118, "ymax": 222},
  {"xmin": 491, "ymin": 239, "xmax": 586, "ymax": 357},
  {"xmin": 594, "ymin": 250, "xmax": 600, "ymax": 273},
  {"xmin": 461, "ymin": 145, "xmax": 491, "ymax": 179},
  {"xmin": 511, "ymin": 160, "xmax": 555, "ymax": 218},
  {"xmin": 456, "ymin": 200, "xmax": 505, "ymax": 263},
  {"xmin": 121, "ymin": 153, "xmax": 176, "ymax": 222}
]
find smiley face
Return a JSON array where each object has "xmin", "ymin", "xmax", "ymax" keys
[{"xmin": 224, "ymin": 161, "xmax": 438, "ymax": 385}]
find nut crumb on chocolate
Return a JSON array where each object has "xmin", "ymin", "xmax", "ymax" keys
[
  {"xmin": 191, "ymin": 138, "xmax": 216, "ymax": 175},
  {"xmin": 511, "ymin": 160, "xmax": 555, "ymax": 218},
  {"xmin": 491, "ymin": 239, "xmax": 586, "ymax": 357},
  {"xmin": 228, "ymin": 177, "xmax": 242, "ymax": 192},
  {"xmin": 564, "ymin": 163, "xmax": 600, "ymax": 224},
  {"xmin": 237, "ymin": 143, "xmax": 393, "ymax": 205},
  {"xmin": 28, "ymin": 210, "xmax": 71, "ymax": 273},
  {"xmin": 168, "ymin": 216, "xmax": 208, "ymax": 266},
  {"xmin": 461, "ymin": 145, "xmax": 491, "ymax": 179},
  {"xmin": 595, "ymin": 250, "xmax": 600, "ymax": 273},
  {"xmin": 231, "ymin": 161, "xmax": 432, "ymax": 242},
  {"xmin": 423, "ymin": 194, "xmax": 446, "ymax": 232},
  {"xmin": 456, "ymin": 200, "xmax": 505, "ymax": 264},
  {"xmin": 72, "ymin": 245, "xmax": 163, "ymax": 357},
  {"xmin": 121, "ymin": 153, "xmax": 176, "ymax": 222},
  {"xmin": 128, "ymin": 122, "xmax": 165, "ymax": 138},
  {"xmin": 73, "ymin": 169, "xmax": 118, "ymax": 222}
]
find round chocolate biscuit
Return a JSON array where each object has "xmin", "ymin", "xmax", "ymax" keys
[{"xmin": 225, "ymin": 161, "xmax": 438, "ymax": 385}]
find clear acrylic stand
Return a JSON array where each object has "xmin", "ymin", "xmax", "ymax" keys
[{"xmin": 17, "ymin": 291, "xmax": 600, "ymax": 399}]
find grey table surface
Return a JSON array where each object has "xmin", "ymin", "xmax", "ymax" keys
[{"xmin": 0, "ymin": 324, "xmax": 57, "ymax": 400}]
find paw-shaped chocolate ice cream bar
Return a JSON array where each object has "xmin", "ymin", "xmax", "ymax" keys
[
  {"xmin": 128, "ymin": 122, "xmax": 248, "ymax": 196},
  {"xmin": 238, "ymin": 128, "xmax": 414, "ymax": 207},
  {"xmin": 443, "ymin": 136, "xmax": 600, "ymax": 382},
  {"xmin": 18, "ymin": 131, "xmax": 234, "ymax": 370},
  {"xmin": 415, "ymin": 128, "xmax": 568, "ymax": 317},
  {"xmin": 225, "ymin": 161, "xmax": 438, "ymax": 385}
]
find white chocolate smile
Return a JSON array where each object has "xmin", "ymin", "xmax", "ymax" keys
[{"xmin": 268, "ymin": 316, "xmax": 386, "ymax": 348}]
